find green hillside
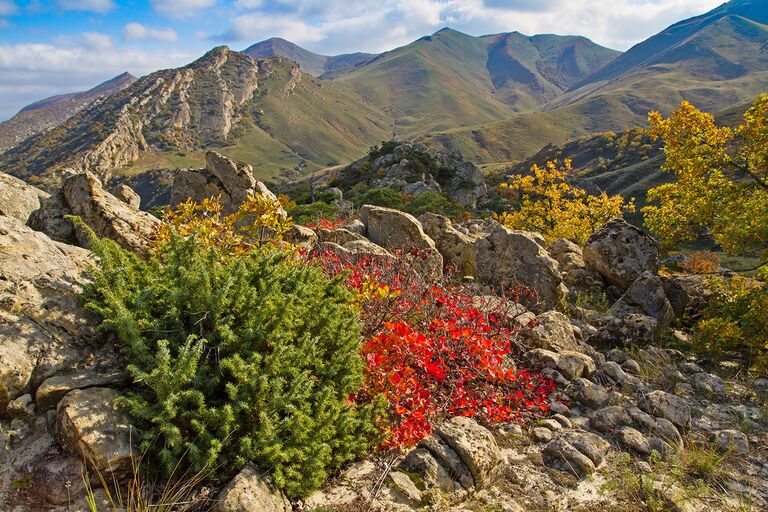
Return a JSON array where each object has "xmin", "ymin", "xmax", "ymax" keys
[
  {"xmin": 333, "ymin": 28, "xmax": 619, "ymax": 136},
  {"xmin": 243, "ymin": 38, "xmax": 374, "ymax": 77}
]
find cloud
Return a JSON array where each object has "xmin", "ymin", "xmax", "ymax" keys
[
  {"xmin": 0, "ymin": 41, "xmax": 196, "ymax": 119},
  {"xmin": 0, "ymin": 0, "xmax": 15, "ymax": 16},
  {"xmin": 150, "ymin": 0, "xmax": 216, "ymax": 18},
  {"xmin": 123, "ymin": 22, "xmax": 178, "ymax": 42},
  {"xmin": 55, "ymin": 0, "xmax": 115, "ymax": 13}
]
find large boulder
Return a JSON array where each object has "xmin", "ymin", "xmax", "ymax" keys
[
  {"xmin": 0, "ymin": 214, "xmax": 94, "ymax": 414},
  {"xmin": 29, "ymin": 171, "xmax": 160, "ymax": 253},
  {"xmin": 520, "ymin": 310, "xmax": 586, "ymax": 353},
  {"xmin": 435, "ymin": 416, "xmax": 502, "ymax": 490},
  {"xmin": 473, "ymin": 224, "xmax": 567, "ymax": 311},
  {"xmin": 215, "ymin": 463, "xmax": 291, "ymax": 512},
  {"xmin": 610, "ymin": 271, "xmax": 675, "ymax": 331},
  {"xmin": 171, "ymin": 151, "xmax": 283, "ymax": 216},
  {"xmin": 419, "ymin": 212, "xmax": 476, "ymax": 276},
  {"xmin": 0, "ymin": 171, "xmax": 48, "ymax": 223},
  {"xmin": 359, "ymin": 205, "xmax": 443, "ymax": 279},
  {"xmin": 583, "ymin": 219, "xmax": 659, "ymax": 289},
  {"xmin": 56, "ymin": 388, "xmax": 137, "ymax": 477}
]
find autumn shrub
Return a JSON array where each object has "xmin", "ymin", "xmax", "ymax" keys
[
  {"xmin": 696, "ymin": 274, "xmax": 768, "ymax": 372},
  {"xmin": 77, "ymin": 197, "xmax": 380, "ymax": 499},
  {"xmin": 309, "ymin": 247, "xmax": 554, "ymax": 448},
  {"xmin": 680, "ymin": 251, "xmax": 721, "ymax": 274},
  {"xmin": 499, "ymin": 159, "xmax": 634, "ymax": 243}
]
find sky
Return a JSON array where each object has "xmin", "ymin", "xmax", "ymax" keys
[{"xmin": 0, "ymin": 0, "xmax": 727, "ymax": 120}]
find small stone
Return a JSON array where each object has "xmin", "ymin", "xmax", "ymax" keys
[
  {"xmin": 640, "ymin": 390, "xmax": 691, "ymax": 428},
  {"xmin": 557, "ymin": 351, "xmax": 597, "ymax": 380},
  {"xmin": 435, "ymin": 416, "xmax": 501, "ymax": 490},
  {"xmin": 650, "ymin": 436, "xmax": 675, "ymax": 458},
  {"xmin": 679, "ymin": 362, "xmax": 704, "ymax": 375},
  {"xmin": 532, "ymin": 427, "xmax": 553, "ymax": 443},
  {"xmin": 619, "ymin": 427, "xmax": 651, "ymax": 455},
  {"xmin": 551, "ymin": 414, "xmax": 572, "ymax": 429},
  {"xmin": 606, "ymin": 349, "xmax": 628, "ymax": 364},
  {"xmin": 621, "ymin": 359, "xmax": 641, "ymax": 375},
  {"xmin": 591, "ymin": 406, "xmax": 632, "ymax": 433},
  {"xmin": 652, "ymin": 418, "xmax": 682, "ymax": 447},
  {"xmin": 214, "ymin": 463, "xmax": 291, "ymax": 512},
  {"xmin": 713, "ymin": 429, "xmax": 749, "ymax": 455},
  {"xmin": 537, "ymin": 418, "xmax": 564, "ymax": 432},
  {"xmin": 572, "ymin": 378, "xmax": 609, "ymax": 409},
  {"xmin": 388, "ymin": 471, "xmax": 423, "ymax": 505},
  {"xmin": 543, "ymin": 438, "xmax": 595, "ymax": 478},
  {"xmin": 561, "ymin": 430, "xmax": 611, "ymax": 466},
  {"xmin": 570, "ymin": 417, "xmax": 590, "ymax": 430},
  {"xmin": 549, "ymin": 401, "xmax": 570, "ymax": 416},
  {"xmin": 7, "ymin": 393, "xmax": 35, "ymax": 420},
  {"xmin": 626, "ymin": 406, "xmax": 655, "ymax": 432},
  {"xmin": 691, "ymin": 372, "xmax": 725, "ymax": 395}
]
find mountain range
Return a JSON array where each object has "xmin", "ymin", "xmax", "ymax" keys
[{"xmin": 0, "ymin": 0, "xmax": 766, "ymax": 191}]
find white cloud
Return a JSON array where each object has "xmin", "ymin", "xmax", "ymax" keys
[
  {"xmin": 150, "ymin": 0, "xmax": 216, "ymax": 18},
  {"xmin": 55, "ymin": 0, "xmax": 115, "ymax": 13},
  {"xmin": 0, "ymin": 0, "xmax": 16, "ymax": 16},
  {"xmin": 123, "ymin": 22, "xmax": 178, "ymax": 42},
  {"xmin": 81, "ymin": 31, "xmax": 113, "ymax": 50}
]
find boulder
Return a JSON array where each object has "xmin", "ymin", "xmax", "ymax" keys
[
  {"xmin": 215, "ymin": 463, "xmax": 291, "ymax": 512},
  {"xmin": 0, "ymin": 215, "xmax": 94, "ymax": 414},
  {"xmin": 112, "ymin": 184, "xmax": 141, "ymax": 209},
  {"xmin": 30, "ymin": 171, "xmax": 160, "ymax": 253},
  {"xmin": 284, "ymin": 224, "xmax": 318, "ymax": 249},
  {"xmin": 583, "ymin": 219, "xmax": 659, "ymax": 289},
  {"xmin": 588, "ymin": 313, "xmax": 659, "ymax": 346},
  {"xmin": 56, "ymin": 388, "xmax": 136, "ymax": 477},
  {"xmin": 0, "ymin": 171, "xmax": 48, "ymax": 223},
  {"xmin": 543, "ymin": 430, "xmax": 610, "ymax": 478},
  {"xmin": 591, "ymin": 406, "xmax": 632, "ymax": 432},
  {"xmin": 713, "ymin": 429, "xmax": 749, "ymax": 455},
  {"xmin": 640, "ymin": 390, "xmax": 691, "ymax": 428},
  {"xmin": 316, "ymin": 227, "xmax": 367, "ymax": 246},
  {"xmin": 435, "ymin": 416, "xmax": 502, "ymax": 490},
  {"xmin": 521, "ymin": 311, "xmax": 586, "ymax": 353},
  {"xmin": 610, "ymin": 272, "xmax": 674, "ymax": 331},
  {"xmin": 619, "ymin": 427, "xmax": 651, "ymax": 455},
  {"xmin": 171, "ymin": 151, "xmax": 283, "ymax": 216},
  {"xmin": 36, "ymin": 366, "xmax": 131, "ymax": 412},
  {"xmin": 419, "ymin": 212, "xmax": 476, "ymax": 275},
  {"xmin": 572, "ymin": 378, "xmax": 610, "ymax": 409},
  {"xmin": 473, "ymin": 224, "xmax": 567, "ymax": 311}
]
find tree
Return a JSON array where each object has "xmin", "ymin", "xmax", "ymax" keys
[
  {"xmin": 642, "ymin": 95, "xmax": 768, "ymax": 261},
  {"xmin": 499, "ymin": 159, "xmax": 633, "ymax": 244}
]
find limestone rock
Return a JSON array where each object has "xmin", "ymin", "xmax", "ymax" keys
[
  {"xmin": 640, "ymin": 390, "xmax": 691, "ymax": 428},
  {"xmin": 619, "ymin": 426, "xmax": 651, "ymax": 455},
  {"xmin": 112, "ymin": 183, "xmax": 141, "ymax": 209},
  {"xmin": 713, "ymin": 429, "xmax": 749, "ymax": 455},
  {"xmin": 588, "ymin": 313, "xmax": 658, "ymax": 346},
  {"xmin": 0, "ymin": 215, "xmax": 94, "ymax": 414},
  {"xmin": 56, "ymin": 388, "xmax": 137, "ymax": 477},
  {"xmin": 473, "ymin": 225, "xmax": 567, "ymax": 311},
  {"xmin": 610, "ymin": 272, "xmax": 674, "ymax": 331},
  {"xmin": 171, "ymin": 151, "xmax": 283, "ymax": 216},
  {"xmin": 572, "ymin": 378, "xmax": 609, "ymax": 409},
  {"xmin": 215, "ymin": 463, "xmax": 291, "ymax": 512},
  {"xmin": 435, "ymin": 416, "xmax": 501, "ymax": 490},
  {"xmin": 543, "ymin": 430, "xmax": 609, "ymax": 478},
  {"xmin": 0, "ymin": 171, "xmax": 48, "ymax": 223},
  {"xmin": 591, "ymin": 406, "xmax": 632, "ymax": 432},
  {"xmin": 583, "ymin": 219, "xmax": 659, "ymax": 289},
  {"xmin": 521, "ymin": 311, "xmax": 585, "ymax": 353},
  {"xmin": 36, "ymin": 366, "xmax": 131, "ymax": 412},
  {"xmin": 419, "ymin": 212, "xmax": 476, "ymax": 276}
]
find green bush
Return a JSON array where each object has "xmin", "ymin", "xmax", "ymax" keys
[
  {"xmin": 80, "ymin": 228, "xmax": 379, "ymax": 498},
  {"xmin": 288, "ymin": 201, "xmax": 340, "ymax": 225},
  {"xmin": 404, "ymin": 191, "xmax": 467, "ymax": 220},
  {"xmin": 351, "ymin": 187, "xmax": 406, "ymax": 210}
]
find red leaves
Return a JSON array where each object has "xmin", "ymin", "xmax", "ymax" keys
[{"xmin": 307, "ymin": 246, "xmax": 555, "ymax": 448}]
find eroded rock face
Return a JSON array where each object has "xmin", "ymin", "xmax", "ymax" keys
[
  {"xmin": 215, "ymin": 463, "xmax": 291, "ymax": 512},
  {"xmin": 56, "ymin": 387, "xmax": 136, "ymax": 477},
  {"xmin": 473, "ymin": 225, "xmax": 567, "ymax": 311},
  {"xmin": 170, "ymin": 151, "xmax": 283, "ymax": 216},
  {"xmin": 359, "ymin": 204, "xmax": 443, "ymax": 279},
  {"xmin": 29, "ymin": 171, "xmax": 160, "ymax": 253},
  {"xmin": 583, "ymin": 219, "xmax": 659, "ymax": 290},
  {"xmin": 419, "ymin": 212, "xmax": 476, "ymax": 276},
  {"xmin": 0, "ymin": 214, "xmax": 94, "ymax": 414},
  {"xmin": 0, "ymin": 171, "xmax": 48, "ymax": 223},
  {"xmin": 112, "ymin": 183, "xmax": 141, "ymax": 209},
  {"xmin": 610, "ymin": 272, "xmax": 674, "ymax": 331},
  {"xmin": 435, "ymin": 416, "xmax": 502, "ymax": 490}
]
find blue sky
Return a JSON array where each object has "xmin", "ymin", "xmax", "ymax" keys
[{"xmin": 0, "ymin": 0, "xmax": 726, "ymax": 120}]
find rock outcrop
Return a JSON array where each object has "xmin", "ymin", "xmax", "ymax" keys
[
  {"xmin": 473, "ymin": 224, "xmax": 567, "ymax": 311},
  {"xmin": 583, "ymin": 219, "xmax": 659, "ymax": 289},
  {"xmin": 215, "ymin": 463, "xmax": 291, "ymax": 512},
  {"xmin": 171, "ymin": 151, "xmax": 284, "ymax": 216},
  {"xmin": 0, "ymin": 172, "xmax": 49, "ymax": 223},
  {"xmin": 419, "ymin": 212, "xmax": 476, "ymax": 276},
  {"xmin": 29, "ymin": 170, "xmax": 160, "ymax": 253}
]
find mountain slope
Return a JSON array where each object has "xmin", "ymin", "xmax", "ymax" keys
[
  {"xmin": 0, "ymin": 48, "xmax": 392, "ymax": 189},
  {"xmin": 332, "ymin": 28, "xmax": 619, "ymax": 135},
  {"xmin": 244, "ymin": 38, "xmax": 375, "ymax": 76},
  {"xmin": 549, "ymin": 0, "xmax": 768, "ymax": 118},
  {"xmin": 0, "ymin": 72, "xmax": 136, "ymax": 152}
]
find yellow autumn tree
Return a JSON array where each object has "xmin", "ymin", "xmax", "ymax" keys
[
  {"xmin": 643, "ymin": 96, "xmax": 768, "ymax": 372},
  {"xmin": 499, "ymin": 159, "xmax": 634, "ymax": 244}
]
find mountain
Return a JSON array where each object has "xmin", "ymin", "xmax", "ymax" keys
[
  {"xmin": 331, "ymin": 28, "xmax": 620, "ymax": 134},
  {"xmin": 0, "ymin": 72, "xmax": 136, "ymax": 152},
  {"xmin": 424, "ymin": 0, "xmax": 768, "ymax": 165},
  {"xmin": 0, "ymin": 47, "xmax": 392, "ymax": 190},
  {"xmin": 548, "ymin": 0, "xmax": 768, "ymax": 118},
  {"xmin": 244, "ymin": 38, "xmax": 375, "ymax": 77}
]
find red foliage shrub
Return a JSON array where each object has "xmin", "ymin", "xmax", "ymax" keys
[{"xmin": 308, "ymin": 247, "xmax": 554, "ymax": 448}]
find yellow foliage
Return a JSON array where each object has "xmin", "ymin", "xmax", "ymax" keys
[
  {"xmin": 680, "ymin": 251, "xmax": 721, "ymax": 274},
  {"xmin": 643, "ymin": 95, "xmax": 768, "ymax": 260},
  {"xmin": 498, "ymin": 159, "xmax": 634, "ymax": 244},
  {"xmin": 152, "ymin": 194, "xmax": 293, "ymax": 256}
]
